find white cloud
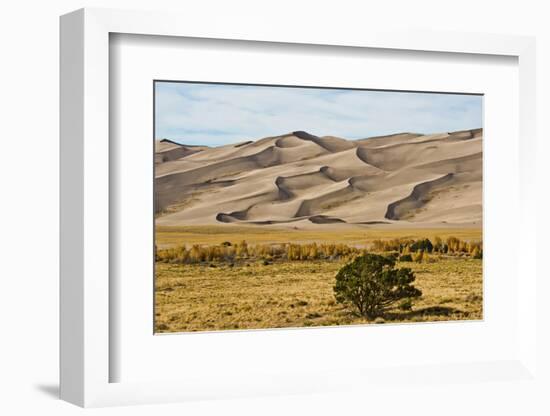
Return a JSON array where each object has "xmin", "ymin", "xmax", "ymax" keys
[{"xmin": 155, "ymin": 82, "xmax": 482, "ymax": 146}]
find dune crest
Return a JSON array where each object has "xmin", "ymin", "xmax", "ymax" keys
[{"xmin": 155, "ymin": 129, "xmax": 482, "ymax": 228}]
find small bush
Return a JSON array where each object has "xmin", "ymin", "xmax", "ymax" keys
[
  {"xmin": 410, "ymin": 238, "xmax": 433, "ymax": 253},
  {"xmin": 399, "ymin": 254, "xmax": 413, "ymax": 262},
  {"xmin": 333, "ymin": 253, "xmax": 421, "ymax": 319}
]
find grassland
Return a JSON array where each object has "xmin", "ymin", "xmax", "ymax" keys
[
  {"xmin": 156, "ymin": 224, "xmax": 482, "ymax": 248},
  {"xmin": 155, "ymin": 258, "xmax": 482, "ymax": 332},
  {"xmin": 155, "ymin": 225, "xmax": 483, "ymax": 333}
]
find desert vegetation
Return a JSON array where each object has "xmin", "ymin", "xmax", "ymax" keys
[
  {"xmin": 334, "ymin": 254, "xmax": 421, "ymax": 318},
  {"xmin": 155, "ymin": 231, "xmax": 483, "ymax": 332},
  {"xmin": 156, "ymin": 235, "xmax": 482, "ymax": 265}
]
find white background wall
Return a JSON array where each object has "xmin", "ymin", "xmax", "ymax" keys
[{"xmin": 0, "ymin": 1, "xmax": 548, "ymax": 415}]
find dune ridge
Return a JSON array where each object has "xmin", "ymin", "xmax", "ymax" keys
[{"xmin": 155, "ymin": 129, "xmax": 482, "ymax": 228}]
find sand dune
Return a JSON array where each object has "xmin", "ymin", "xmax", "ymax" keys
[
  {"xmin": 154, "ymin": 139, "xmax": 208, "ymax": 163},
  {"xmin": 155, "ymin": 130, "xmax": 482, "ymax": 228}
]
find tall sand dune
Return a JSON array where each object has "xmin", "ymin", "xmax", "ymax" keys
[{"xmin": 155, "ymin": 129, "xmax": 483, "ymax": 228}]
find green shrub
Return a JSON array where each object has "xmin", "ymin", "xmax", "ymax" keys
[
  {"xmin": 399, "ymin": 254, "xmax": 413, "ymax": 262},
  {"xmin": 410, "ymin": 238, "xmax": 433, "ymax": 253},
  {"xmin": 398, "ymin": 298, "xmax": 413, "ymax": 311},
  {"xmin": 333, "ymin": 253, "xmax": 421, "ymax": 319}
]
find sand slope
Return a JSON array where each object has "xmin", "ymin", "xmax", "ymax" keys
[{"xmin": 155, "ymin": 130, "xmax": 482, "ymax": 228}]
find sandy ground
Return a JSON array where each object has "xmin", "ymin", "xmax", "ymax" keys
[{"xmin": 154, "ymin": 129, "xmax": 482, "ymax": 229}]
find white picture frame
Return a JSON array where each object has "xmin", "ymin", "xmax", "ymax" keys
[{"xmin": 60, "ymin": 7, "xmax": 539, "ymax": 408}]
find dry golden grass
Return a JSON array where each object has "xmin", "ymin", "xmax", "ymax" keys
[
  {"xmin": 155, "ymin": 256, "xmax": 482, "ymax": 333},
  {"xmin": 155, "ymin": 226, "xmax": 482, "ymax": 332},
  {"xmin": 156, "ymin": 225, "xmax": 482, "ymax": 248}
]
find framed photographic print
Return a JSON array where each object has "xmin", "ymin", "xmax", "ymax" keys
[
  {"xmin": 60, "ymin": 8, "xmax": 540, "ymax": 408},
  {"xmin": 153, "ymin": 81, "xmax": 484, "ymax": 333}
]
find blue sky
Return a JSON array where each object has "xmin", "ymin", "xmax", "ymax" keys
[{"xmin": 155, "ymin": 82, "xmax": 483, "ymax": 146}]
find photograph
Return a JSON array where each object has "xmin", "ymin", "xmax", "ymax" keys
[{"xmin": 154, "ymin": 81, "xmax": 483, "ymax": 333}]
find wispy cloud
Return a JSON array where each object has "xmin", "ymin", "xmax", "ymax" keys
[{"xmin": 155, "ymin": 82, "xmax": 483, "ymax": 146}]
